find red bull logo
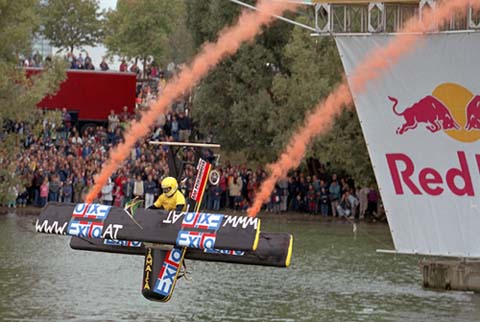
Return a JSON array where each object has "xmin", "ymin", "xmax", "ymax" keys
[
  {"xmin": 386, "ymin": 83, "xmax": 480, "ymax": 197},
  {"xmin": 390, "ymin": 83, "xmax": 480, "ymax": 142}
]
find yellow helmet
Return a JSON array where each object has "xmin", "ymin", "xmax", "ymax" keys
[{"xmin": 161, "ymin": 177, "xmax": 178, "ymax": 197}]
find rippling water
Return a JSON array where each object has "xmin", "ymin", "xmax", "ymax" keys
[{"xmin": 0, "ymin": 212, "xmax": 479, "ymax": 322}]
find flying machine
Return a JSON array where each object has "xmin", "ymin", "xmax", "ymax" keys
[{"xmin": 35, "ymin": 142, "xmax": 293, "ymax": 302}]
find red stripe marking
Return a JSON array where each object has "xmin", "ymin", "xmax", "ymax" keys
[
  {"xmin": 196, "ymin": 163, "xmax": 211, "ymax": 203},
  {"xmin": 72, "ymin": 203, "xmax": 90, "ymax": 217},
  {"xmin": 164, "ymin": 258, "xmax": 181, "ymax": 268},
  {"xmin": 181, "ymin": 212, "xmax": 200, "ymax": 228},
  {"xmin": 157, "ymin": 263, "xmax": 167, "ymax": 279}
]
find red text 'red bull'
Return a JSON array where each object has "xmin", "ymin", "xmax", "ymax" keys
[{"xmin": 385, "ymin": 151, "xmax": 480, "ymax": 196}]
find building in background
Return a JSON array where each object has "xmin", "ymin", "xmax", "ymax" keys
[{"xmin": 32, "ymin": 33, "xmax": 53, "ymax": 59}]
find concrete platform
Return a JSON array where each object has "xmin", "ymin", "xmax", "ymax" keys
[{"xmin": 420, "ymin": 259, "xmax": 480, "ymax": 292}]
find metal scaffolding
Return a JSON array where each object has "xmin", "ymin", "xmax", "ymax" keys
[{"xmin": 229, "ymin": 0, "xmax": 480, "ymax": 34}]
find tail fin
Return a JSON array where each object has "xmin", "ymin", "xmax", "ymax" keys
[{"xmin": 142, "ymin": 247, "xmax": 186, "ymax": 302}]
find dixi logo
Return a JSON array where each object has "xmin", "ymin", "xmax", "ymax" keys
[{"xmin": 390, "ymin": 83, "xmax": 480, "ymax": 142}]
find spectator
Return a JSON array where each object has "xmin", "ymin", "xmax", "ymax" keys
[
  {"xmin": 366, "ymin": 187, "xmax": 379, "ymax": 219},
  {"xmin": 130, "ymin": 62, "xmax": 139, "ymax": 76},
  {"xmin": 171, "ymin": 115, "xmax": 179, "ymax": 141},
  {"xmin": 158, "ymin": 72, "xmax": 166, "ymax": 95},
  {"xmin": 358, "ymin": 185, "xmax": 370, "ymax": 219},
  {"xmin": 229, "ymin": 175, "xmax": 243, "ymax": 211},
  {"xmin": 33, "ymin": 169, "xmax": 45, "ymax": 206},
  {"xmin": 120, "ymin": 59, "xmax": 128, "ymax": 72},
  {"xmin": 133, "ymin": 175, "xmax": 144, "ymax": 200},
  {"xmin": 17, "ymin": 186, "xmax": 28, "ymax": 207},
  {"xmin": 337, "ymin": 190, "xmax": 359, "ymax": 218},
  {"xmin": 177, "ymin": 112, "xmax": 191, "ymax": 142},
  {"xmin": 40, "ymin": 177, "xmax": 49, "ymax": 207},
  {"xmin": 73, "ymin": 177, "xmax": 85, "ymax": 203},
  {"xmin": 119, "ymin": 106, "xmax": 131, "ymax": 127},
  {"xmin": 122, "ymin": 175, "xmax": 134, "ymax": 207},
  {"xmin": 329, "ymin": 174, "xmax": 341, "ymax": 217},
  {"xmin": 7, "ymin": 185, "xmax": 18, "ymax": 208},
  {"xmin": 108, "ymin": 110, "xmax": 120, "ymax": 133},
  {"xmin": 307, "ymin": 184, "xmax": 316, "ymax": 214},
  {"xmin": 33, "ymin": 52, "xmax": 42, "ymax": 67},
  {"xmin": 61, "ymin": 108, "xmax": 71, "ymax": 138},
  {"xmin": 271, "ymin": 185, "xmax": 281, "ymax": 214},
  {"xmin": 84, "ymin": 53, "xmax": 91, "ymax": 66},
  {"xmin": 319, "ymin": 187, "xmax": 329, "ymax": 216},
  {"xmin": 144, "ymin": 174, "xmax": 157, "ymax": 208},
  {"xmin": 101, "ymin": 178, "xmax": 114, "ymax": 205},
  {"xmin": 62, "ymin": 179, "xmax": 73, "ymax": 203},
  {"xmin": 77, "ymin": 53, "xmax": 84, "ymax": 66},
  {"xmin": 211, "ymin": 184, "xmax": 222, "ymax": 211},
  {"xmin": 113, "ymin": 184, "xmax": 123, "ymax": 207},
  {"xmin": 100, "ymin": 58, "xmax": 109, "ymax": 71},
  {"xmin": 71, "ymin": 132, "xmax": 83, "ymax": 145},
  {"xmin": 288, "ymin": 177, "xmax": 300, "ymax": 211},
  {"xmin": 278, "ymin": 178, "xmax": 288, "ymax": 212},
  {"xmin": 48, "ymin": 175, "xmax": 60, "ymax": 202},
  {"xmin": 75, "ymin": 59, "xmax": 83, "ymax": 70}
]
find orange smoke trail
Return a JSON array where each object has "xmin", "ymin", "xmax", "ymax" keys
[
  {"xmin": 247, "ymin": 0, "xmax": 474, "ymax": 217},
  {"xmin": 86, "ymin": 1, "xmax": 298, "ymax": 203}
]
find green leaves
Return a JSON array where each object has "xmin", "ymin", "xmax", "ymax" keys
[
  {"xmin": 0, "ymin": 0, "xmax": 39, "ymax": 61},
  {"xmin": 104, "ymin": 0, "xmax": 192, "ymax": 67},
  {"xmin": 190, "ymin": 7, "xmax": 373, "ymax": 182},
  {"xmin": 0, "ymin": 60, "xmax": 66, "ymax": 124},
  {"xmin": 40, "ymin": 0, "xmax": 104, "ymax": 53},
  {"xmin": 0, "ymin": 0, "xmax": 67, "ymax": 204}
]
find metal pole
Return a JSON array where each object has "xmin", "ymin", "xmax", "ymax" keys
[{"xmin": 228, "ymin": 0, "xmax": 318, "ymax": 32}]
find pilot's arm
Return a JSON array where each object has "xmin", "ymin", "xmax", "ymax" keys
[{"xmin": 174, "ymin": 191, "xmax": 186, "ymax": 212}]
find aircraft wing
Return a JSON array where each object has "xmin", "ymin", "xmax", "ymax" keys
[
  {"xmin": 36, "ymin": 202, "xmax": 260, "ymax": 251},
  {"xmin": 70, "ymin": 232, "xmax": 293, "ymax": 267}
]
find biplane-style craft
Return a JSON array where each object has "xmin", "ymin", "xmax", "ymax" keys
[{"xmin": 35, "ymin": 142, "xmax": 293, "ymax": 302}]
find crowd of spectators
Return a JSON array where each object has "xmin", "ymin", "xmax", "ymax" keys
[
  {"xmin": 21, "ymin": 51, "xmax": 181, "ymax": 80},
  {"xmin": 2, "ymin": 106, "xmax": 382, "ymax": 221},
  {"xmin": 10, "ymin": 51, "xmax": 382, "ymax": 220}
]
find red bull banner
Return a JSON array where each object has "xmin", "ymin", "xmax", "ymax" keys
[{"xmin": 336, "ymin": 32, "xmax": 480, "ymax": 257}]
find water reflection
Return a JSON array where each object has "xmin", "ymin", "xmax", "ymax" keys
[{"xmin": 0, "ymin": 212, "xmax": 479, "ymax": 322}]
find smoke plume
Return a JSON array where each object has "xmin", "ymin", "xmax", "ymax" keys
[
  {"xmin": 86, "ymin": 1, "xmax": 298, "ymax": 203},
  {"xmin": 248, "ymin": 0, "xmax": 474, "ymax": 216}
]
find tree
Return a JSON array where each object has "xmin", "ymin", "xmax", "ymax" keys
[
  {"xmin": 269, "ymin": 18, "xmax": 374, "ymax": 184},
  {"xmin": 188, "ymin": 2, "xmax": 294, "ymax": 163},
  {"xmin": 189, "ymin": 7, "xmax": 374, "ymax": 182},
  {"xmin": 0, "ymin": 0, "xmax": 66, "ymax": 203},
  {"xmin": 186, "ymin": 0, "xmax": 243, "ymax": 49},
  {"xmin": 104, "ymin": 0, "xmax": 192, "ymax": 71},
  {"xmin": 40, "ymin": 0, "xmax": 104, "ymax": 53}
]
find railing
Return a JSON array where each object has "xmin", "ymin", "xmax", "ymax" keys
[{"xmin": 230, "ymin": 1, "xmax": 480, "ymax": 34}]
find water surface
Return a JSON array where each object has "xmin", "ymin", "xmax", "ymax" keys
[{"xmin": 0, "ymin": 212, "xmax": 478, "ymax": 322}]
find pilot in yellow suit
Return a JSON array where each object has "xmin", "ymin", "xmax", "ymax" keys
[{"xmin": 149, "ymin": 177, "xmax": 186, "ymax": 212}]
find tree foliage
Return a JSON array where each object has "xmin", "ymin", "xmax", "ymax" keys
[
  {"xmin": 186, "ymin": 0, "xmax": 243, "ymax": 49},
  {"xmin": 0, "ymin": 0, "xmax": 39, "ymax": 60},
  {"xmin": 0, "ymin": 0, "xmax": 66, "ymax": 203},
  {"xmin": 40, "ymin": 0, "xmax": 104, "ymax": 53},
  {"xmin": 104, "ymin": 0, "xmax": 193, "ymax": 68},
  {"xmin": 189, "ymin": 7, "xmax": 374, "ymax": 182}
]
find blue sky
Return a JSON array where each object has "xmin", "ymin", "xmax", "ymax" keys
[{"xmin": 99, "ymin": 0, "xmax": 117, "ymax": 11}]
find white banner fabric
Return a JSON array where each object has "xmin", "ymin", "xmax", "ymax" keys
[{"xmin": 336, "ymin": 32, "xmax": 480, "ymax": 257}]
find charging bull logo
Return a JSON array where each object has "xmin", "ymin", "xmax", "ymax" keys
[{"xmin": 390, "ymin": 83, "xmax": 480, "ymax": 142}]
